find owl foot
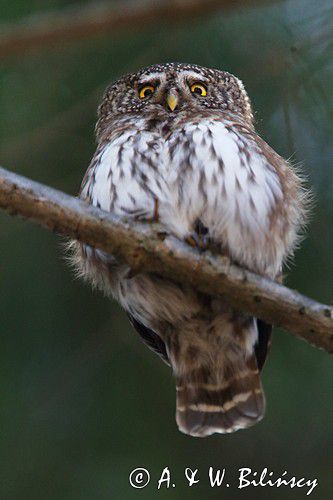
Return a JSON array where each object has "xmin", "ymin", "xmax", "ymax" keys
[
  {"xmin": 133, "ymin": 198, "xmax": 159, "ymax": 223},
  {"xmin": 153, "ymin": 198, "xmax": 159, "ymax": 222},
  {"xmin": 185, "ymin": 219, "xmax": 210, "ymax": 253}
]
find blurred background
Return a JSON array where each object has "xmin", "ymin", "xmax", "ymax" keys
[{"xmin": 0, "ymin": 0, "xmax": 332, "ymax": 498}]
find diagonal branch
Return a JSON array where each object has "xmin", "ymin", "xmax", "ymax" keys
[
  {"xmin": 0, "ymin": 0, "xmax": 283, "ymax": 58},
  {"xmin": 0, "ymin": 166, "xmax": 332, "ymax": 353}
]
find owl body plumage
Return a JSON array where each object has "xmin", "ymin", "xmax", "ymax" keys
[{"xmin": 71, "ymin": 63, "xmax": 306, "ymax": 437}]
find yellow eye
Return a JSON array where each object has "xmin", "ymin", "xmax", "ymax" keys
[
  {"xmin": 139, "ymin": 85, "xmax": 155, "ymax": 99},
  {"xmin": 190, "ymin": 83, "xmax": 207, "ymax": 96}
]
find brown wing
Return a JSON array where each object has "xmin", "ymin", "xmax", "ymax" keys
[
  {"xmin": 129, "ymin": 314, "xmax": 271, "ymax": 371},
  {"xmin": 255, "ymin": 319, "xmax": 272, "ymax": 371},
  {"xmin": 128, "ymin": 315, "xmax": 170, "ymax": 366}
]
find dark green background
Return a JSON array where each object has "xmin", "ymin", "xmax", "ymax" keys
[{"xmin": 0, "ymin": 1, "xmax": 332, "ymax": 498}]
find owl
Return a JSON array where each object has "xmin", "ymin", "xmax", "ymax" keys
[{"xmin": 70, "ymin": 63, "xmax": 306, "ymax": 437}]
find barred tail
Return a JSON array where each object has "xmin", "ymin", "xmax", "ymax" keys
[{"xmin": 175, "ymin": 355, "xmax": 265, "ymax": 437}]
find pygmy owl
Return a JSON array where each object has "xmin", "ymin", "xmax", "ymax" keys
[{"xmin": 70, "ymin": 63, "xmax": 306, "ymax": 437}]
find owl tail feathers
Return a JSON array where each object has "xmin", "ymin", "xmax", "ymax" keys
[{"xmin": 175, "ymin": 355, "xmax": 265, "ymax": 437}]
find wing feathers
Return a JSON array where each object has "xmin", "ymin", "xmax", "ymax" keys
[{"xmin": 128, "ymin": 315, "xmax": 170, "ymax": 365}]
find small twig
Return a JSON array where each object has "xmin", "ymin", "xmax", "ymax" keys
[{"xmin": 0, "ymin": 166, "xmax": 332, "ymax": 353}]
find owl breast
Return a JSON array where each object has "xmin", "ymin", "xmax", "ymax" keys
[{"xmin": 83, "ymin": 115, "xmax": 294, "ymax": 279}]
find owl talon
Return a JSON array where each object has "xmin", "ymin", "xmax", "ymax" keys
[
  {"xmin": 153, "ymin": 198, "xmax": 159, "ymax": 222},
  {"xmin": 186, "ymin": 219, "xmax": 210, "ymax": 253},
  {"xmin": 134, "ymin": 198, "xmax": 159, "ymax": 223},
  {"xmin": 186, "ymin": 233, "xmax": 209, "ymax": 253}
]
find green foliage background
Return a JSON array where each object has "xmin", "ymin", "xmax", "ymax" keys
[{"xmin": 0, "ymin": 1, "xmax": 332, "ymax": 498}]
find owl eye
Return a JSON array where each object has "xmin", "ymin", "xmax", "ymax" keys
[
  {"xmin": 190, "ymin": 83, "xmax": 207, "ymax": 97},
  {"xmin": 139, "ymin": 85, "xmax": 155, "ymax": 99}
]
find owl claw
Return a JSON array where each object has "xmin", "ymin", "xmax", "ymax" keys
[
  {"xmin": 153, "ymin": 198, "xmax": 159, "ymax": 222},
  {"xmin": 185, "ymin": 219, "xmax": 210, "ymax": 253},
  {"xmin": 186, "ymin": 232, "xmax": 210, "ymax": 253},
  {"xmin": 134, "ymin": 198, "xmax": 159, "ymax": 223}
]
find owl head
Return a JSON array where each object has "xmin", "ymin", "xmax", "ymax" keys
[{"xmin": 96, "ymin": 63, "xmax": 254, "ymax": 139}]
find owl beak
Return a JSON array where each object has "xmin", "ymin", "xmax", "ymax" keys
[{"xmin": 166, "ymin": 93, "xmax": 179, "ymax": 112}]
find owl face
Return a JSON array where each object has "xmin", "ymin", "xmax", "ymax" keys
[{"xmin": 97, "ymin": 63, "xmax": 253, "ymax": 136}]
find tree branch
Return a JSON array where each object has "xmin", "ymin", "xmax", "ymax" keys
[
  {"xmin": 0, "ymin": 166, "xmax": 332, "ymax": 353},
  {"xmin": 0, "ymin": 0, "xmax": 282, "ymax": 58}
]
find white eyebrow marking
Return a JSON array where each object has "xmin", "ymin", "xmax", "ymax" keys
[
  {"xmin": 138, "ymin": 72, "xmax": 165, "ymax": 84},
  {"xmin": 180, "ymin": 71, "xmax": 209, "ymax": 81}
]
